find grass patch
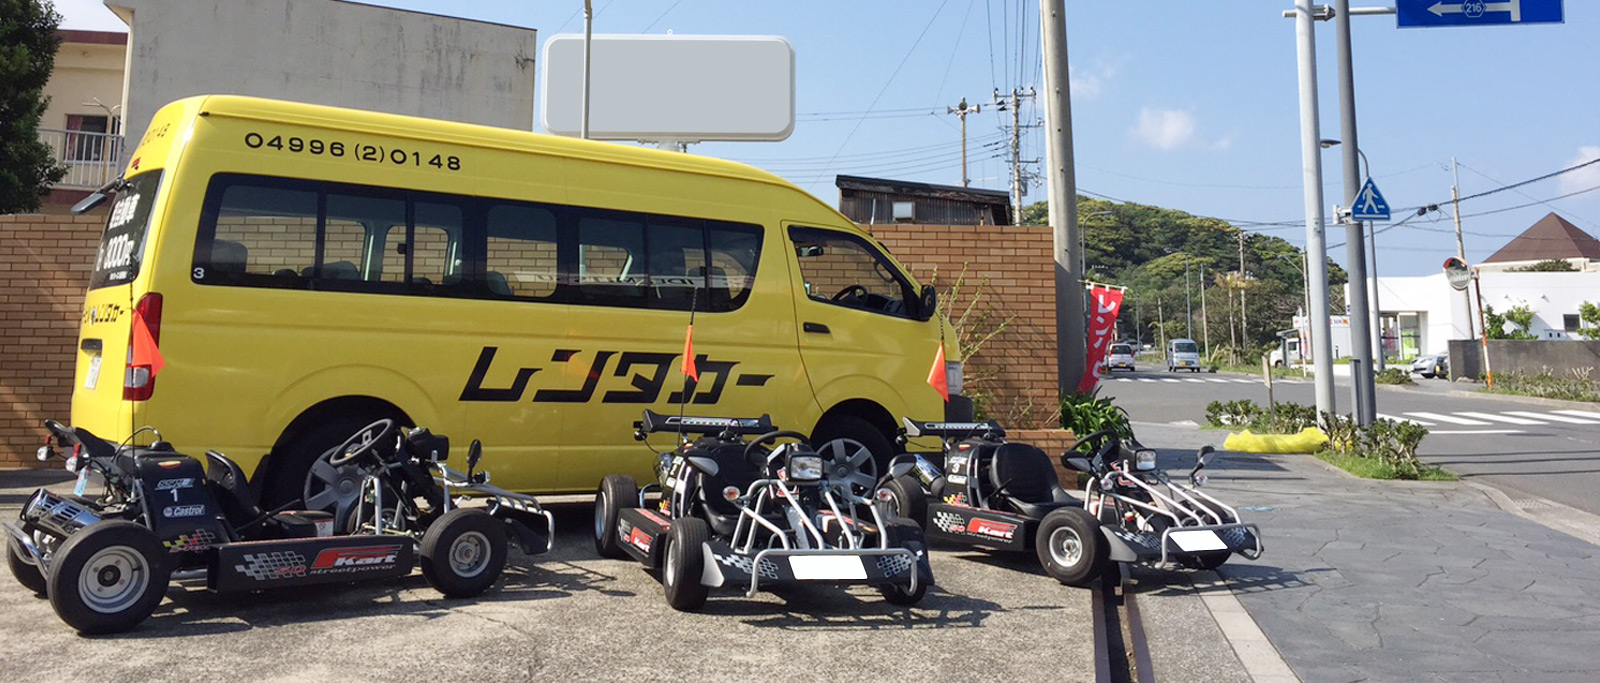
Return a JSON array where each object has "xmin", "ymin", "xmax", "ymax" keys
[{"xmin": 1315, "ymin": 450, "xmax": 1456, "ymax": 481}]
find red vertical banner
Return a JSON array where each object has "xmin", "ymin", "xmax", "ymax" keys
[{"xmin": 1077, "ymin": 285, "xmax": 1126, "ymax": 394}]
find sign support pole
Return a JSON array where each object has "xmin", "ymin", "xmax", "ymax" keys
[
  {"xmin": 1294, "ymin": 1, "xmax": 1337, "ymax": 422},
  {"xmin": 1334, "ymin": 0, "xmax": 1376, "ymax": 424}
]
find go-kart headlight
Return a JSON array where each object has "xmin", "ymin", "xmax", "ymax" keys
[
  {"xmin": 788, "ymin": 455, "xmax": 824, "ymax": 482},
  {"xmin": 1135, "ymin": 449, "xmax": 1157, "ymax": 472}
]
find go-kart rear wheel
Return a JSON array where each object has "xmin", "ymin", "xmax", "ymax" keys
[
  {"xmin": 594, "ymin": 475, "xmax": 638, "ymax": 559},
  {"xmin": 46, "ymin": 521, "xmax": 169, "ymax": 634},
  {"xmin": 7, "ymin": 534, "xmax": 47, "ymax": 596},
  {"xmin": 882, "ymin": 475, "xmax": 928, "ymax": 529},
  {"xmin": 1036, "ymin": 508, "xmax": 1106, "ymax": 587},
  {"xmin": 421, "ymin": 508, "xmax": 507, "ymax": 598},
  {"xmin": 877, "ymin": 518, "xmax": 928, "ymax": 606},
  {"xmin": 662, "ymin": 517, "xmax": 710, "ymax": 611}
]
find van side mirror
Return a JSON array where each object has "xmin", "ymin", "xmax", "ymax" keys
[{"xmin": 917, "ymin": 284, "xmax": 938, "ymax": 321}]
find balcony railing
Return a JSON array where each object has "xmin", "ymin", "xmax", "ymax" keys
[{"xmin": 37, "ymin": 128, "xmax": 125, "ymax": 190}]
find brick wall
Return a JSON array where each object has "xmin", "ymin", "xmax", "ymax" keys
[
  {"xmin": 0, "ymin": 212, "xmax": 105, "ymax": 467},
  {"xmin": 866, "ymin": 223, "xmax": 1061, "ymax": 430}
]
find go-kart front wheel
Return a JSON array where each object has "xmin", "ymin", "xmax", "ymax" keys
[
  {"xmin": 877, "ymin": 518, "xmax": 928, "ymax": 606},
  {"xmin": 1183, "ymin": 550, "xmax": 1231, "ymax": 570},
  {"xmin": 1036, "ymin": 508, "xmax": 1107, "ymax": 587},
  {"xmin": 7, "ymin": 534, "xmax": 47, "ymax": 596},
  {"xmin": 662, "ymin": 517, "xmax": 710, "ymax": 611},
  {"xmin": 882, "ymin": 475, "xmax": 928, "ymax": 529},
  {"xmin": 594, "ymin": 475, "xmax": 638, "ymax": 559},
  {"xmin": 421, "ymin": 508, "xmax": 507, "ymax": 598},
  {"xmin": 47, "ymin": 521, "xmax": 170, "ymax": 634}
]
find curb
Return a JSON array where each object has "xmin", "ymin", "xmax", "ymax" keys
[
  {"xmin": 1444, "ymin": 389, "xmax": 1600, "ymax": 412},
  {"xmin": 1189, "ymin": 570, "xmax": 1301, "ymax": 683},
  {"xmin": 1464, "ymin": 480, "xmax": 1600, "ymax": 549}
]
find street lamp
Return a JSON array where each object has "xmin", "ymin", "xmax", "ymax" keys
[
  {"xmin": 1319, "ymin": 139, "xmax": 1368, "ymax": 182},
  {"xmin": 1319, "ymin": 138, "xmax": 1386, "ymax": 370}
]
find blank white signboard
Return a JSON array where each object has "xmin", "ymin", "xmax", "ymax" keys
[{"xmin": 541, "ymin": 34, "xmax": 795, "ymax": 142}]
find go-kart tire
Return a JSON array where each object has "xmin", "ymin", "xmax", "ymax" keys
[
  {"xmin": 662, "ymin": 517, "xmax": 710, "ymax": 611},
  {"xmin": 47, "ymin": 521, "xmax": 170, "ymax": 635},
  {"xmin": 1184, "ymin": 550, "xmax": 1231, "ymax": 570},
  {"xmin": 883, "ymin": 475, "xmax": 928, "ymax": 529},
  {"xmin": 1036, "ymin": 508, "xmax": 1107, "ymax": 587},
  {"xmin": 421, "ymin": 508, "xmax": 507, "ymax": 599},
  {"xmin": 594, "ymin": 475, "xmax": 638, "ymax": 559},
  {"xmin": 877, "ymin": 518, "xmax": 929, "ymax": 606},
  {"xmin": 7, "ymin": 535, "xmax": 47, "ymax": 596}
]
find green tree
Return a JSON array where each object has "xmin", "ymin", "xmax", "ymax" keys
[
  {"xmin": 0, "ymin": 0, "xmax": 66, "ymax": 213},
  {"xmin": 1484, "ymin": 304, "xmax": 1537, "ymax": 340},
  {"xmin": 1578, "ymin": 301, "xmax": 1600, "ymax": 338},
  {"xmin": 1508, "ymin": 259, "xmax": 1578, "ymax": 272}
]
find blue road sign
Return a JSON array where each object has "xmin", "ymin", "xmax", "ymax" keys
[
  {"xmin": 1352, "ymin": 178, "xmax": 1390, "ymax": 221},
  {"xmin": 1397, "ymin": 0, "xmax": 1564, "ymax": 28}
]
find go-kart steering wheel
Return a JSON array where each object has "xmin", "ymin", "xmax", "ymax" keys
[
  {"xmin": 1064, "ymin": 429, "xmax": 1121, "ymax": 466},
  {"xmin": 328, "ymin": 419, "xmax": 397, "ymax": 467},
  {"xmin": 831, "ymin": 284, "xmax": 870, "ymax": 302},
  {"xmin": 744, "ymin": 430, "xmax": 811, "ymax": 469}
]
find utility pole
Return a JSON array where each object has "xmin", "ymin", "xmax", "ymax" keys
[
  {"xmin": 1040, "ymin": 0, "xmax": 1084, "ymax": 394},
  {"xmin": 1238, "ymin": 232, "xmax": 1249, "ymax": 348},
  {"xmin": 1185, "ymin": 260, "xmax": 1193, "ymax": 339},
  {"xmin": 947, "ymin": 98, "xmax": 981, "ymax": 187},
  {"xmin": 1333, "ymin": 0, "xmax": 1376, "ymax": 425},
  {"xmin": 995, "ymin": 86, "xmax": 1037, "ymax": 226},
  {"xmin": 1294, "ymin": 1, "xmax": 1337, "ymax": 421},
  {"xmin": 1200, "ymin": 263, "xmax": 1210, "ymax": 356}
]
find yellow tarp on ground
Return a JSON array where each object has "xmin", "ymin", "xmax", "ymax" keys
[{"xmin": 1223, "ymin": 427, "xmax": 1328, "ymax": 454}]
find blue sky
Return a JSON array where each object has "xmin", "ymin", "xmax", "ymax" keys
[{"xmin": 55, "ymin": 0, "xmax": 1600, "ymax": 276}]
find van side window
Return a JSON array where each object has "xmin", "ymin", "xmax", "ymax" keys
[
  {"xmin": 486, "ymin": 204, "xmax": 558, "ymax": 299},
  {"xmin": 206, "ymin": 184, "xmax": 318, "ymax": 282},
  {"xmin": 377, "ymin": 202, "xmax": 459, "ymax": 288},
  {"xmin": 788, "ymin": 226, "xmax": 913, "ymax": 317},
  {"xmin": 705, "ymin": 223, "xmax": 762, "ymax": 311},
  {"xmin": 576, "ymin": 214, "xmax": 647, "ymax": 308}
]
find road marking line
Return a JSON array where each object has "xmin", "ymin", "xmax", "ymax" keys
[
  {"xmin": 1455, "ymin": 411, "xmax": 1547, "ymax": 425},
  {"xmin": 1161, "ymin": 379, "xmax": 1182, "ymax": 383},
  {"xmin": 1232, "ymin": 379, "xmax": 1257, "ymax": 384},
  {"xmin": 1376, "ymin": 412, "xmax": 1433, "ymax": 426},
  {"xmin": 1403, "ymin": 411, "xmax": 1492, "ymax": 425},
  {"xmin": 1548, "ymin": 410, "xmax": 1600, "ymax": 424},
  {"xmin": 1508, "ymin": 410, "xmax": 1600, "ymax": 425},
  {"xmin": 1186, "ymin": 379, "xmax": 1206, "ymax": 383},
  {"xmin": 1207, "ymin": 379, "xmax": 1231, "ymax": 384},
  {"xmin": 1138, "ymin": 378, "xmax": 1158, "ymax": 383},
  {"xmin": 1428, "ymin": 429, "xmax": 1525, "ymax": 435}
]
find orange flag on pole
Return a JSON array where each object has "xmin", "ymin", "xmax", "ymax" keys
[
  {"xmin": 926, "ymin": 341, "xmax": 948, "ymax": 402},
  {"xmin": 681, "ymin": 324, "xmax": 699, "ymax": 382},
  {"xmin": 130, "ymin": 310, "xmax": 165, "ymax": 378}
]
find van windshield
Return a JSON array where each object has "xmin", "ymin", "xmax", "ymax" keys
[
  {"xmin": 89, "ymin": 171, "xmax": 164, "ymax": 289},
  {"xmin": 1175, "ymin": 342, "xmax": 1199, "ymax": 354}
]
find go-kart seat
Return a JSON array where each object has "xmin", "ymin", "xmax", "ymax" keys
[
  {"xmin": 987, "ymin": 442, "xmax": 1077, "ymax": 518},
  {"xmin": 205, "ymin": 451, "xmax": 332, "ymax": 538},
  {"xmin": 695, "ymin": 441, "xmax": 773, "ymax": 536}
]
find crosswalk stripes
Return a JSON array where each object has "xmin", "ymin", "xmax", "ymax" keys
[
  {"xmin": 1376, "ymin": 412, "xmax": 1432, "ymax": 426},
  {"xmin": 1206, "ymin": 379, "xmax": 1231, "ymax": 384},
  {"xmin": 1186, "ymin": 378, "xmax": 1206, "ymax": 383},
  {"xmin": 1161, "ymin": 379, "xmax": 1182, "ymax": 383},
  {"xmin": 1454, "ymin": 411, "xmax": 1547, "ymax": 426},
  {"xmin": 1403, "ymin": 412, "xmax": 1493, "ymax": 426},
  {"xmin": 1513, "ymin": 410, "xmax": 1600, "ymax": 425},
  {"xmin": 1551, "ymin": 410, "xmax": 1600, "ymax": 423}
]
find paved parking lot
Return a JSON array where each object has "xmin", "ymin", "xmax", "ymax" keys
[{"xmin": 0, "ymin": 471, "xmax": 1130, "ymax": 682}]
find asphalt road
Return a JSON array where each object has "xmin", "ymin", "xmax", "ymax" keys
[{"xmin": 1100, "ymin": 368, "xmax": 1600, "ymax": 517}]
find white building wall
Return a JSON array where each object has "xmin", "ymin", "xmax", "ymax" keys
[
  {"xmin": 106, "ymin": 0, "xmax": 538, "ymax": 147},
  {"xmin": 1358, "ymin": 271, "xmax": 1600, "ymax": 354}
]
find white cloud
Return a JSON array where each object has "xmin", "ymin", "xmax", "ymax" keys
[
  {"xmin": 1070, "ymin": 60, "xmax": 1115, "ymax": 100},
  {"xmin": 1131, "ymin": 107, "xmax": 1197, "ymax": 150},
  {"xmin": 1560, "ymin": 145, "xmax": 1600, "ymax": 195}
]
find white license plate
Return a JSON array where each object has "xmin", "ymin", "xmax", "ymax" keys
[
  {"xmin": 85, "ymin": 355, "xmax": 101, "ymax": 390},
  {"xmin": 1169, "ymin": 529, "xmax": 1228, "ymax": 552},
  {"xmin": 789, "ymin": 555, "xmax": 868, "ymax": 580}
]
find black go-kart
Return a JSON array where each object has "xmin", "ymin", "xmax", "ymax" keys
[
  {"xmin": 1061, "ymin": 429, "xmax": 1263, "ymax": 574},
  {"xmin": 593, "ymin": 410, "xmax": 933, "ymax": 611},
  {"xmin": 881, "ymin": 419, "xmax": 1110, "ymax": 586},
  {"xmin": 5, "ymin": 419, "xmax": 552, "ymax": 634}
]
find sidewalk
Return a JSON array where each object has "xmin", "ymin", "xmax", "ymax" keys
[{"xmin": 1135, "ymin": 421, "xmax": 1600, "ymax": 683}]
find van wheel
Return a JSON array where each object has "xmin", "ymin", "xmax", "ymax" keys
[
  {"xmin": 812, "ymin": 415, "xmax": 892, "ymax": 477},
  {"xmin": 265, "ymin": 414, "xmax": 397, "ymax": 512}
]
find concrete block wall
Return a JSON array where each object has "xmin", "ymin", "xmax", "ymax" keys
[
  {"xmin": 867, "ymin": 223, "xmax": 1061, "ymax": 429},
  {"xmin": 0, "ymin": 213, "xmax": 105, "ymax": 466}
]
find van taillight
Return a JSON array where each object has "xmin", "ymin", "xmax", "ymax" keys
[{"xmin": 124, "ymin": 292, "xmax": 162, "ymax": 401}]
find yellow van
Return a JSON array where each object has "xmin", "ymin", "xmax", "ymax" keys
[{"xmin": 71, "ymin": 95, "xmax": 963, "ymax": 505}]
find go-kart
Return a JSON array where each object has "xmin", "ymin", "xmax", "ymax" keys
[
  {"xmin": 593, "ymin": 410, "xmax": 932, "ymax": 611},
  {"xmin": 1061, "ymin": 429, "xmax": 1264, "ymax": 575},
  {"xmin": 881, "ymin": 419, "xmax": 1109, "ymax": 586},
  {"xmin": 5, "ymin": 419, "xmax": 551, "ymax": 634}
]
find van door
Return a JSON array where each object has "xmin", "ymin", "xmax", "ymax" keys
[{"xmin": 786, "ymin": 225, "xmax": 934, "ymax": 431}]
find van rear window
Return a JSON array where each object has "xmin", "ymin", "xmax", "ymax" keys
[{"xmin": 89, "ymin": 171, "xmax": 163, "ymax": 289}]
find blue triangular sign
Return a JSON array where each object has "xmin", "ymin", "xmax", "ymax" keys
[{"xmin": 1351, "ymin": 178, "xmax": 1390, "ymax": 221}]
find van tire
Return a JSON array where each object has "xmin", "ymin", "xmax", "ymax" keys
[
  {"xmin": 812, "ymin": 415, "xmax": 893, "ymax": 475},
  {"xmin": 264, "ymin": 414, "xmax": 394, "ymax": 509}
]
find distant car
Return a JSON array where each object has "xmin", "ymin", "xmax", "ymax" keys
[
  {"xmin": 1167, "ymin": 338, "xmax": 1202, "ymax": 373},
  {"xmin": 1104, "ymin": 343, "xmax": 1136, "ymax": 372},
  {"xmin": 1411, "ymin": 354, "xmax": 1445, "ymax": 379}
]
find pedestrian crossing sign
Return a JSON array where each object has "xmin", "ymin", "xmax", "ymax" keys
[{"xmin": 1352, "ymin": 178, "xmax": 1391, "ymax": 221}]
